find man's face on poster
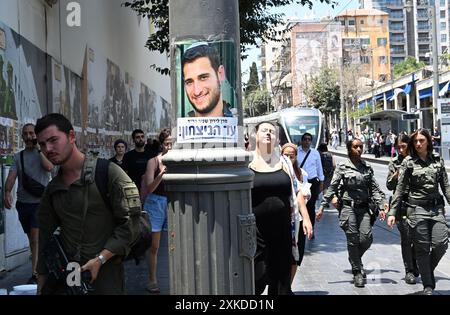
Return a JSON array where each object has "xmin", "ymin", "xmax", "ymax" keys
[{"xmin": 183, "ymin": 56, "xmax": 225, "ymax": 116}]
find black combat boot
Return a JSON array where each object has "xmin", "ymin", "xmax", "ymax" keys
[
  {"xmin": 405, "ymin": 272, "xmax": 416, "ymax": 285},
  {"xmin": 353, "ymin": 273, "xmax": 365, "ymax": 288}
]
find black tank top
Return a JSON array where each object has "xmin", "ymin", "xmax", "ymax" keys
[{"xmin": 153, "ymin": 161, "xmax": 166, "ymax": 197}]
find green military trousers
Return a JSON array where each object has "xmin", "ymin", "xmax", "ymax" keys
[{"xmin": 339, "ymin": 206, "xmax": 373, "ymax": 274}]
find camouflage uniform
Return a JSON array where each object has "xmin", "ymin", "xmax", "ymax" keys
[
  {"xmin": 37, "ymin": 154, "xmax": 141, "ymax": 295},
  {"xmin": 389, "ymin": 153, "xmax": 449, "ymax": 290},
  {"xmin": 321, "ymin": 159, "xmax": 385, "ymax": 276},
  {"xmin": 386, "ymin": 155, "xmax": 418, "ymax": 278}
]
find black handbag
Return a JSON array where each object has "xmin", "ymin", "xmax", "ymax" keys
[{"xmin": 20, "ymin": 151, "xmax": 46, "ymax": 197}]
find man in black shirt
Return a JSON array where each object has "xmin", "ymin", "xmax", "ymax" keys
[{"xmin": 122, "ymin": 129, "xmax": 156, "ymax": 191}]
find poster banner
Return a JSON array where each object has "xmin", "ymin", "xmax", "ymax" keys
[
  {"xmin": 175, "ymin": 40, "xmax": 238, "ymax": 143},
  {"xmin": 177, "ymin": 117, "xmax": 237, "ymax": 143}
]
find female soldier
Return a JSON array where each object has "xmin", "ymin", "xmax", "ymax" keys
[
  {"xmin": 386, "ymin": 134, "xmax": 419, "ymax": 285},
  {"xmin": 249, "ymin": 122, "xmax": 312, "ymax": 295},
  {"xmin": 321, "ymin": 138, "xmax": 386, "ymax": 288},
  {"xmin": 387, "ymin": 129, "xmax": 449, "ymax": 295}
]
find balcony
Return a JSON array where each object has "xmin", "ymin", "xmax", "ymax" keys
[
  {"xmin": 418, "ymin": 37, "xmax": 431, "ymax": 43},
  {"xmin": 390, "ymin": 38, "xmax": 405, "ymax": 44}
]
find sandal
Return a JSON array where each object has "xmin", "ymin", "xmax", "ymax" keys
[{"xmin": 146, "ymin": 282, "xmax": 160, "ymax": 294}]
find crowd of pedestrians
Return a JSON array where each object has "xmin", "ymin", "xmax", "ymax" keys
[{"xmin": 3, "ymin": 113, "xmax": 449, "ymax": 296}]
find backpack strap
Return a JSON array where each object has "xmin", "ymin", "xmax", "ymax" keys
[{"xmin": 95, "ymin": 158, "xmax": 111, "ymax": 209}]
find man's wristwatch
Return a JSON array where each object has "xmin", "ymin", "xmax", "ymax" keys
[{"xmin": 96, "ymin": 254, "xmax": 107, "ymax": 265}]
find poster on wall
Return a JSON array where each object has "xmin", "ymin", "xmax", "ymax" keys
[
  {"xmin": 52, "ymin": 60, "xmax": 82, "ymax": 128},
  {"xmin": 0, "ymin": 22, "xmax": 46, "ymax": 156},
  {"xmin": 87, "ymin": 47, "xmax": 171, "ymax": 156},
  {"xmin": 174, "ymin": 40, "xmax": 238, "ymax": 143}
]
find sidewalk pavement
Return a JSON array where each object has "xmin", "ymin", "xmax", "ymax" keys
[
  {"xmin": 329, "ymin": 144, "xmax": 450, "ymax": 172},
  {"xmin": 291, "ymin": 207, "xmax": 450, "ymax": 295}
]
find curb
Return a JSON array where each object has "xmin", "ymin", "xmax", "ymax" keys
[{"xmin": 329, "ymin": 148, "xmax": 450, "ymax": 173}]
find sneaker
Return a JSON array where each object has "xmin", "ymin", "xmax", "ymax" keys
[
  {"xmin": 27, "ymin": 275, "xmax": 37, "ymax": 284},
  {"xmin": 405, "ymin": 272, "xmax": 416, "ymax": 285},
  {"xmin": 146, "ymin": 282, "xmax": 160, "ymax": 294},
  {"xmin": 423, "ymin": 287, "xmax": 433, "ymax": 295},
  {"xmin": 353, "ymin": 273, "xmax": 365, "ymax": 288}
]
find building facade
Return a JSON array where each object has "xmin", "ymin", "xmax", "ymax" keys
[
  {"xmin": 360, "ymin": 0, "xmax": 449, "ymax": 65},
  {"xmin": 337, "ymin": 9, "xmax": 391, "ymax": 83}
]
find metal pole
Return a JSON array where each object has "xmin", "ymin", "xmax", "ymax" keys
[
  {"xmin": 166, "ymin": 0, "xmax": 255, "ymax": 295},
  {"xmin": 430, "ymin": 0, "xmax": 439, "ymax": 130},
  {"xmin": 340, "ymin": 57, "xmax": 347, "ymax": 143}
]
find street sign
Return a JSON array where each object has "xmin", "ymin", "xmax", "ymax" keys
[{"xmin": 402, "ymin": 114, "xmax": 420, "ymax": 120}]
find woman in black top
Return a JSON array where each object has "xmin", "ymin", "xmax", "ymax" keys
[{"xmin": 249, "ymin": 122, "xmax": 312, "ymax": 295}]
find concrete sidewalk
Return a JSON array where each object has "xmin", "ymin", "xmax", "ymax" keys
[
  {"xmin": 329, "ymin": 145, "xmax": 450, "ymax": 172},
  {"xmin": 291, "ymin": 207, "xmax": 450, "ymax": 295}
]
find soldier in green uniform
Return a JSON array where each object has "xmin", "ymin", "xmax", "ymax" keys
[
  {"xmin": 35, "ymin": 113, "xmax": 141, "ymax": 295},
  {"xmin": 321, "ymin": 138, "xmax": 386, "ymax": 288},
  {"xmin": 386, "ymin": 134, "xmax": 419, "ymax": 285},
  {"xmin": 388, "ymin": 128, "xmax": 449, "ymax": 295}
]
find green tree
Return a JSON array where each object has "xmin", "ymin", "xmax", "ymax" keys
[
  {"xmin": 243, "ymin": 89, "xmax": 272, "ymax": 117},
  {"xmin": 306, "ymin": 66, "xmax": 340, "ymax": 123},
  {"xmin": 123, "ymin": 0, "xmax": 336, "ymax": 74},
  {"xmin": 245, "ymin": 62, "xmax": 260, "ymax": 98},
  {"xmin": 393, "ymin": 56, "xmax": 426, "ymax": 79}
]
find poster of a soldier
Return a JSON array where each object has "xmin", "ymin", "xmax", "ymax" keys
[{"xmin": 176, "ymin": 41, "xmax": 237, "ymax": 143}]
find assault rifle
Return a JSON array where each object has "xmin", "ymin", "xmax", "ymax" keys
[{"xmin": 41, "ymin": 231, "xmax": 94, "ymax": 295}]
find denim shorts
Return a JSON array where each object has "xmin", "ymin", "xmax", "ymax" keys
[
  {"xmin": 15, "ymin": 201, "xmax": 39, "ymax": 234},
  {"xmin": 143, "ymin": 194, "xmax": 168, "ymax": 232}
]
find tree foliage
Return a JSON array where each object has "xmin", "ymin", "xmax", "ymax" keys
[
  {"xmin": 393, "ymin": 56, "xmax": 426, "ymax": 79},
  {"xmin": 122, "ymin": 0, "xmax": 335, "ymax": 74},
  {"xmin": 244, "ymin": 89, "xmax": 272, "ymax": 117},
  {"xmin": 245, "ymin": 62, "xmax": 260, "ymax": 98},
  {"xmin": 306, "ymin": 66, "xmax": 340, "ymax": 116}
]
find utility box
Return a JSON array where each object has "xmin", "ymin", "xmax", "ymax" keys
[{"xmin": 163, "ymin": 148, "xmax": 255, "ymax": 295}]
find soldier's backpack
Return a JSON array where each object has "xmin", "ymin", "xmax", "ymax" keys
[{"xmin": 95, "ymin": 158, "xmax": 152, "ymax": 265}]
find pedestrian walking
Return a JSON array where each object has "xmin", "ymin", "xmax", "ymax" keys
[
  {"xmin": 140, "ymin": 128, "xmax": 172, "ymax": 294},
  {"xmin": 122, "ymin": 129, "xmax": 158, "ymax": 191},
  {"xmin": 387, "ymin": 128, "xmax": 449, "ymax": 295},
  {"xmin": 3, "ymin": 123, "xmax": 54, "ymax": 284},
  {"xmin": 109, "ymin": 139, "xmax": 127, "ymax": 170},
  {"xmin": 35, "ymin": 113, "xmax": 141, "ymax": 295},
  {"xmin": 331, "ymin": 130, "xmax": 339, "ymax": 150},
  {"xmin": 249, "ymin": 122, "xmax": 313, "ymax": 295},
  {"xmin": 281, "ymin": 143, "xmax": 312, "ymax": 287},
  {"xmin": 297, "ymin": 133, "xmax": 324, "ymax": 237},
  {"xmin": 386, "ymin": 134, "xmax": 419, "ymax": 285},
  {"xmin": 320, "ymin": 138, "xmax": 387, "ymax": 288}
]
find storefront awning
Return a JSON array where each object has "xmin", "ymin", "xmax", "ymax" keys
[
  {"xmin": 359, "ymin": 109, "xmax": 408, "ymax": 121},
  {"xmin": 419, "ymin": 87, "xmax": 432, "ymax": 99}
]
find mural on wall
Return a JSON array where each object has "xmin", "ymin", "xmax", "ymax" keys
[
  {"xmin": 0, "ymin": 21, "xmax": 47, "ymax": 156},
  {"xmin": 87, "ymin": 47, "xmax": 171, "ymax": 157},
  {"xmin": 51, "ymin": 60, "xmax": 82, "ymax": 128},
  {"xmin": 0, "ymin": 22, "xmax": 171, "ymax": 159}
]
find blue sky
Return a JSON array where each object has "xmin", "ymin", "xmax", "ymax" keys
[{"xmin": 241, "ymin": 0, "xmax": 359, "ymax": 83}]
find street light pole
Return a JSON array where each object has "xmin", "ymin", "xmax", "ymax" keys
[
  {"xmin": 430, "ymin": 0, "xmax": 440, "ymax": 130},
  {"xmin": 340, "ymin": 57, "xmax": 348, "ymax": 143}
]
